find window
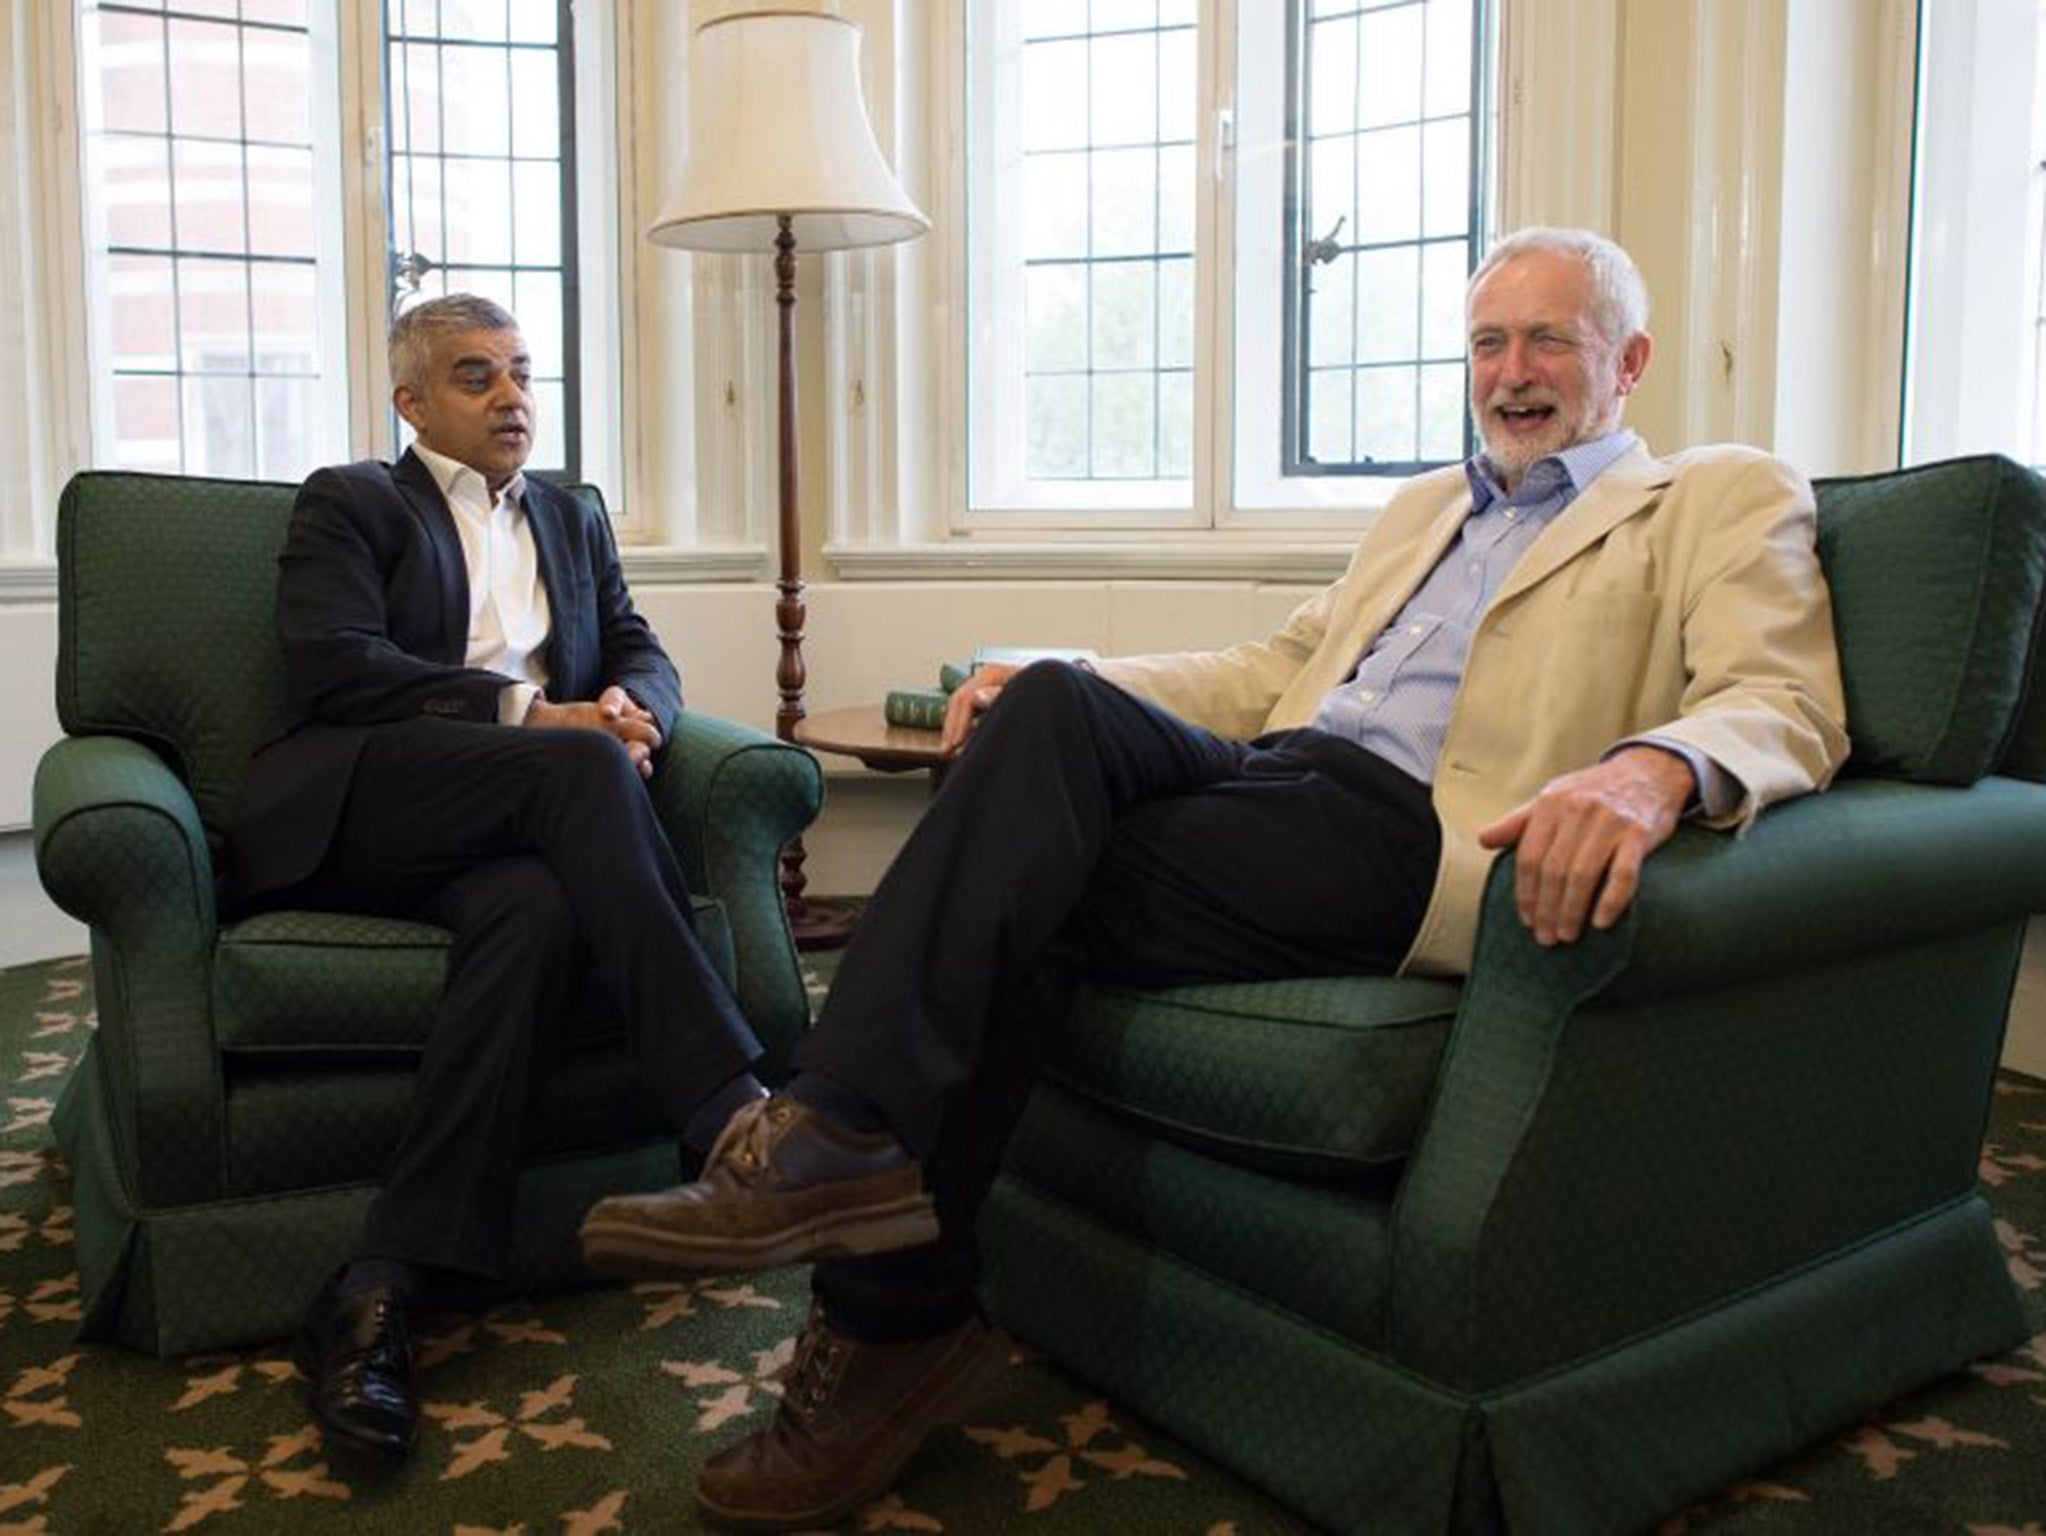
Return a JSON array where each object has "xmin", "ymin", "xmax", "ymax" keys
[
  {"xmin": 966, "ymin": 0, "xmax": 1199, "ymax": 520},
  {"xmin": 1284, "ymin": 0, "xmax": 1484, "ymax": 477},
  {"xmin": 963, "ymin": 0, "xmax": 1494, "ymax": 530},
  {"xmin": 2027, "ymin": 7, "xmax": 2046, "ymax": 470},
  {"xmin": 75, "ymin": 0, "xmax": 602, "ymax": 485},
  {"xmin": 386, "ymin": 0, "xmax": 581, "ymax": 476},
  {"xmin": 75, "ymin": 0, "xmax": 344, "ymax": 478},
  {"xmin": 2035, "ymin": 134, "xmax": 2045, "ymax": 470},
  {"xmin": 1903, "ymin": 0, "xmax": 2046, "ymax": 469}
]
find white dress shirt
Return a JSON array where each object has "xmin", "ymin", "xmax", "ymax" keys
[{"xmin": 412, "ymin": 442, "xmax": 552, "ymax": 724}]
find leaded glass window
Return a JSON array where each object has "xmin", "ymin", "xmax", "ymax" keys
[
  {"xmin": 1016, "ymin": 1, "xmax": 1197, "ymax": 483},
  {"xmin": 967, "ymin": 0, "xmax": 1493, "ymax": 526},
  {"xmin": 385, "ymin": 0, "xmax": 581, "ymax": 476},
  {"xmin": 968, "ymin": 0, "xmax": 1200, "ymax": 517},
  {"xmin": 1904, "ymin": 0, "xmax": 2046, "ymax": 472},
  {"xmin": 77, "ymin": 0, "xmax": 337, "ymax": 478},
  {"xmin": 1285, "ymin": 0, "xmax": 1486, "ymax": 476}
]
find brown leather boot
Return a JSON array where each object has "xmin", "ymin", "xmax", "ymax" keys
[
  {"xmin": 578, "ymin": 1096, "xmax": 938, "ymax": 1275},
  {"xmin": 695, "ymin": 1306, "xmax": 1012, "ymax": 1530}
]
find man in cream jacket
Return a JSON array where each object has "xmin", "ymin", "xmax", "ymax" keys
[{"xmin": 580, "ymin": 227, "xmax": 1850, "ymax": 1530}]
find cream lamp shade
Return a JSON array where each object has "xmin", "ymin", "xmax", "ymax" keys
[{"xmin": 649, "ymin": 8, "xmax": 929, "ymax": 255}]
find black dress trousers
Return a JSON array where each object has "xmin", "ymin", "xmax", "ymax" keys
[
  {"xmin": 794, "ymin": 662, "xmax": 1442, "ymax": 1340},
  {"xmin": 269, "ymin": 717, "xmax": 761, "ymax": 1278}
]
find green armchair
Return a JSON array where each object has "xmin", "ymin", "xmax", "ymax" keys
[
  {"xmin": 35, "ymin": 470, "xmax": 822, "ymax": 1358},
  {"xmin": 980, "ymin": 454, "xmax": 2046, "ymax": 1533}
]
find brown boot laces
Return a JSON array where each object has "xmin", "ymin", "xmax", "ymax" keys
[
  {"xmin": 779, "ymin": 1312, "xmax": 851, "ymax": 1428},
  {"xmin": 704, "ymin": 1096, "xmax": 795, "ymax": 1177}
]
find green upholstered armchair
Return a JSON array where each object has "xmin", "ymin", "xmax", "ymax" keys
[
  {"xmin": 35, "ymin": 470, "xmax": 822, "ymax": 1358},
  {"xmin": 980, "ymin": 454, "xmax": 2046, "ymax": 1533}
]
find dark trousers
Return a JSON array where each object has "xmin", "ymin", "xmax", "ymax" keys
[
  {"xmin": 795, "ymin": 662, "xmax": 1440, "ymax": 1339},
  {"xmin": 266, "ymin": 718, "xmax": 760, "ymax": 1278}
]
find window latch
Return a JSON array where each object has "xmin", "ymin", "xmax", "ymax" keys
[
  {"xmin": 1304, "ymin": 216, "xmax": 1348, "ymax": 267},
  {"xmin": 390, "ymin": 250, "xmax": 441, "ymax": 308},
  {"xmin": 1213, "ymin": 107, "xmax": 1235, "ymax": 180}
]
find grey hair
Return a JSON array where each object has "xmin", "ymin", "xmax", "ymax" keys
[
  {"xmin": 388, "ymin": 293, "xmax": 520, "ymax": 392},
  {"xmin": 1468, "ymin": 227, "xmax": 1650, "ymax": 346}
]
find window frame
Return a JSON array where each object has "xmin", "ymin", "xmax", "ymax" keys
[
  {"xmin": 961, "ymin": 0, "xmax": 1206, "ymax": 530},
  {"xmin": 68, "ymin": 0, "xmax": 630, "ymax": 509},
  {"xmin": 1901, "ymin": 0, "xmax": 2046, "ymax": 470},
  {"xmin": 1279, "ymin": 0, "xmax": 1490, "ymax": 481},
  {"xmin": 72, "ymin": 0, "xmax": 353, "ymax": 481},
  {"xmin": 952, "ymin": 0, "xmax": 1497, "ymax": 540},
  {"xmin": 381, "ymin": 0, "xmax": 584, "ymax": 480}
]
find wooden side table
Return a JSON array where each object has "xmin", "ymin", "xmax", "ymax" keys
[{"xmin": 793, "ymin": 704, "xmax": 954, "ymax": 786}]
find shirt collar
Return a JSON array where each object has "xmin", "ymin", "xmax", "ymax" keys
[
  {"xmin": 1465, "ymin": 428, "xmax": 1639, "ymax": 515},
  {"xmin": 411, "ymin": 441, "xmax": 526, "ymax": 512}
]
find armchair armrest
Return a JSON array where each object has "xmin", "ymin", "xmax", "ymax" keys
[
  {"xmin": 1389, "ymin": 776, "xmax": 2046, "ymax": 1390},
  {"xmin": 1604, "ymin": 775, "xmax": 2046, "ymax": 999},
  {"xmin": 33, "ymin": 734, "xmax": 225, "ymax": 1206},
  {"xmin": 647, "ymin": 711, "xmax": 824, "ymax": 1063}
]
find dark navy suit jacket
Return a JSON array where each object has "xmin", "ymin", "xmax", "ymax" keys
[{"xmin": 224, "ymin": 449, "xmax": 681, "ymax": 907}]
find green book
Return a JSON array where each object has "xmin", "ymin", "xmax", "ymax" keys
[
  {"xmin": 883, "ymin": 688, "xmax": 950, "ymax": 730},
  {"xmin": 938, "ymin": 660, "xmax": 972, "ymax": 694}
]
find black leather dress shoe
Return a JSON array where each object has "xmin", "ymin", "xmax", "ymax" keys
[{"xmin": 293, "ymin": 1270, "xmax": 418, "ymax": 1462}]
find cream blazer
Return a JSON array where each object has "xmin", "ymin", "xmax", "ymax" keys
[{"xmin": 1095, "ymin": 443, "xmax": 1850, "ymax": 976}]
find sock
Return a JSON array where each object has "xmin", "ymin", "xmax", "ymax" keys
[
  {"xmin": 787, "ymin": 1071, "xmax": 892, "ymax": 1135},
  {"xmin": 335, "ymin": 1257, "xmax": 421, "ymax": 1302},
  {"xmin": 682, "ymin": 1070, "xmax": 769, "ymax": 1153}
]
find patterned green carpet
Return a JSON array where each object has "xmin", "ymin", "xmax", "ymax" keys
[{"xmin": 5, "ymin": 952, "xmax": 2046, "ymax": 1533}]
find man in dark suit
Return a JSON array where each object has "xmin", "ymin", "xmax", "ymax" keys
[{"xmin": 225, "ymin": 294, "xmax": 770, "ymax": 1464}]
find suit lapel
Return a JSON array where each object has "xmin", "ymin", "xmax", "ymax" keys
[
  {"xmin": 392, "ymin": 449, "xmax": 470, "ymax": 664},
  {"xmin": 1369, "ymin": 486, "xmax": 1475, "ymax": 625},
  {"xmin": 1489, "ymin": 445, "xmax": 1675, "ymax": 610},
  {"xmin": 522, "ymin": 479, "xmax": 578, "ymax": 694}
]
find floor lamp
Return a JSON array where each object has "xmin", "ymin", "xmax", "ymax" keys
[{"xmin": 649, "ymin": 8, "xmax": 928, "ymax": 948}]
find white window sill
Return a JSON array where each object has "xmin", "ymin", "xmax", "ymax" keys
[
  {"xmin": 823, "ymin": 537, "xmax": 1358, "ymax": 583},
  {"xmin": 617, "ymin": 545, "xmax": 769, "ymax": 583}
]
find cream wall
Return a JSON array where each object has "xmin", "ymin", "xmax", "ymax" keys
[{"xmin": 10, "ymin": 0, "xmax": 2039, "ymax": 1078}]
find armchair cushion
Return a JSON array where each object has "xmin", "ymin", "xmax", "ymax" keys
[
  {"xmin": 1002, "ymin": 1085, "xmax": 1397, "ymax": 1342},
  {"xmin": 223, "ymin": 1048, "xmax": 677, "ymax": 1196},
  {"xmin": 212, "ymin": 899, "xmax": 737, "ymax": 1055},
  {"xmin": 1816, "ymin": 454, "xmax": 2046, "ymax": 783},
  {"xmin": 1053, "ymin": 974, "xmax": 1460, "ymax": 1176}
]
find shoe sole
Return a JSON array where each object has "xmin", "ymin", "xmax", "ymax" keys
[
  {"xmin": 578, "ymin": 1193, "xmax": 940, "ymax": 1276},
  {"xmin": 693, "ymin": 1323, "xmax": 1014, "ymax": 1531}
]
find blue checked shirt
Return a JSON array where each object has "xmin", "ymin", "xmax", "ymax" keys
[{"xmin": 1310, "ymin": 429, "xmax": 1733, "ymax": 812}]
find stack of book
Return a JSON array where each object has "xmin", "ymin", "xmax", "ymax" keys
[{"xmin": 883, "ymin": 646, "xmax": 1098, "ymax": 730}]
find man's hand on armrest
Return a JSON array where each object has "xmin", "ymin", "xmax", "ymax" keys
[
  {"xmin": 524, "ymin": 684, "xmax": 662, "ymax": 779},
  {"xmin": 1476, "ymin": 745, "xmax": 1696, "ymax": 947}
]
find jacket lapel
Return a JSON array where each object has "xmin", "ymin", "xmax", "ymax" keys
[
  {"xmin": 1488, "ymin": 444, "xmax": 1675, "ymax": 611},
  {"xmin": 1326, "ymin": 474, "xmax": 1476, "ymax": 669},
  {"xmin": 1365, "ymin": 485, "xmax": 1476, "ymax": 629},
  {"xmin": 522, "ymin": 479, "xmax": 577, "ymax": 694},
  {"xmin": 392, "ymin": 448, "xmax": 470, "ymax": 664}
]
